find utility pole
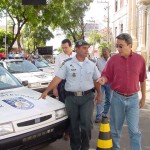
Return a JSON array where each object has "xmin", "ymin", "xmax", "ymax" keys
[
  {"xmin": 5, "ymin": 10, "xmax": 8, "ymax": 57},
  {"xmin": 97, "ymin": 0, "xmax": 110, "ymax": 44}
]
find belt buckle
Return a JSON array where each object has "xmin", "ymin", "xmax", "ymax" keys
[{"xmin": 76, "ymin": 91, "xmax": 83, "ymax": 96}]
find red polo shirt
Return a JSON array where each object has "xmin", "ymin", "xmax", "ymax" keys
[{"xmin": 102, "ymin": 52, "xmax": 146, "ymax": 94}]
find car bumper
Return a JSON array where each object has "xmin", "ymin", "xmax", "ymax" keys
[{"xmin": 0, "ymin": 119, "xmax": 69, "ymax": 150}]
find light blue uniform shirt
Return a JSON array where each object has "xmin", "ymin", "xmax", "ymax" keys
[{"xmin": 56, "ymin": 56, "xmax": 100, "ymax": 92}]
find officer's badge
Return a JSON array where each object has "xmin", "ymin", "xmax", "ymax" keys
[{"xmin": 72, "ymin": 73, "xmax": 76, "ymax": 77}]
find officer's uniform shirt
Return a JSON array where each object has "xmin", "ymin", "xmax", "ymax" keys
[
  {"xmin": 54, "ymin": 52, "xmax": 76, "ymax": 75},
  {"xmin": 56, "ymin": 56, "xmax": 100, "ymax": 92}
]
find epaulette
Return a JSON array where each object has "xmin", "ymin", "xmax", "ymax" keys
[
  {"xmin": 60, "ymin": 58, "xmax": 72, "ymax": 67},
  {"xmin": 89, "ymin": 58, "xmax": 96, "ymax": 63},
  {"xmin": 64, "ymin": 58, "xmax": 72, "ymax": 62}
]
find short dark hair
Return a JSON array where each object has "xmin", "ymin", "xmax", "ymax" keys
[
  {"xmin": 62, "ymin": 39, "xmax": 72, "ymax": 47},
  {"xmin": 116, "ymin": 33, "xmax": 132, "ymax": 45},
  {"xmin": 102, "ymin": 47, "xmax": 110, "ymax": 51}
]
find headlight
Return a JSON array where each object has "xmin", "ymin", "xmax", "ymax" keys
[
  {"xmin": 28, "ymin": 82, "xmax": 40, "ymax": 88},
  {"xmin": 0, "ymin": 122, "xmax": 14, "ymax": 136},
  {"xmin": 55, "ymin": 108, "xmax": 67, "ymax": 119}
]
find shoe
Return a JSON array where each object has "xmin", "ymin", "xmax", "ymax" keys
[
  {"xmin": 63, "ymin": 132, "xmax": 70, "ymax": 141},
  {"xmin": 95, "ymin": 119, "xmax": 101, "ymax": 123}
]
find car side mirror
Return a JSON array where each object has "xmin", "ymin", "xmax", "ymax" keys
[{"xmin": 22, "ymin": 80, "xmax": 28, "ymax": 86}]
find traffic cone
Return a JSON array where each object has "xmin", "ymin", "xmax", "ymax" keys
[{"xmin": 96, "ymin": 116, "xmax": 113, "ymax": 150}]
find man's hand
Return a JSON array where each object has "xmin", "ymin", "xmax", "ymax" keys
[
  {"xmin": 53, "ymin": 87, "xmax": 58, "ymax": 97},
  {"xmin": 95, "ymin": 94, "xmax": 101, "ymax": 104},
  {"xmin": 139, "ymin": 97, "xmax": 145, "ymax": 108},
  {"xmin": 39, "ymin": 90, "xmax": 48, "ymax": 99},
  {"xmin": 97, "ymin": 77, "xmax": 107, "ymax": 85}
]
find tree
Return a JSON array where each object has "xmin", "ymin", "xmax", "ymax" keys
[
  {"xmin": 89, "ymin": 31, "xmax": 101, "ymax": 47},
  {"xmin": 48, "ymin": 0, "xmax": 93, "ymax": 42},
  {"xmin": 23, "ymin": 23, "xmax": 54, "ymax": 53},
  {"xmin": 0, "ymin": 0, "xmax": 93, "ymax": 52},
  {"xmin": 0, "ymin": 29, "xmax": 13, "ymax": 52},
  {"xmin": 0, "ymin": 0, "xmax": 46, "ymax": 51}
]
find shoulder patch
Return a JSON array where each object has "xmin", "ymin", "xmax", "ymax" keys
[
  {"xmin": 64, "ymin": 58, "xmax": 72, "ymax": 62},
  {"xmin": 60, "ymin": 58, "xmax": 72, "ymax": 67}
]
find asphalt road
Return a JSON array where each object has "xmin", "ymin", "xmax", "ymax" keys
[{"xmin": 40, "ymin": 95, "xmax": 150, "ymax": 150}]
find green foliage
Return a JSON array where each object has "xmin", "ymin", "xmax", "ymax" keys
[
  {"xmin": 0, "ymin": 48, "xmax": 5, "ymax": 53},
  {"xmin": 23, "ymin": 23, "xmax": 54, "ymax": 52},
  {"xmin": 49, "ymin": 0, "xmax": 93, "ymax": 42},
  {"xmin": 0, "ymin": 29, "xmax": 13, "ymax": 49},
  {"xmin": 0, "ymin": 0, "xmax": 93, "ymax": 52},
  {"xmin": 57, "ymin": 47, "xmax": 62, "ymax": 53},
  {"xmin": 89, "ymin": 31, "xmax": 101, "ymax": 45},
  {"xmin": 98, "ymin": 42, "xmax": 112, "ymax": 56}
]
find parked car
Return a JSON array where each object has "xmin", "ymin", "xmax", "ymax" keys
[
  {"xmin": 0, "ymin": 53, "xmax": 6, "ymax": 59},
  {"xmin": 0, "ymin": 59, "xmax": 53, "ymax": 92},
  {"xmin": 31, "ymin": 59, "xmax": 54, "ymax": 76},
  {"xmin": 0, "ymin": 65, "xmax": 68, "ymax": 150}
]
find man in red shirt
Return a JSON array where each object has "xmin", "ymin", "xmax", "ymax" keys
[{"xmin": 97, "ymin": 33, "xmax": 146, "ymax": 150}]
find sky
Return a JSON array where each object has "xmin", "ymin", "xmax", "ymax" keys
[{"xmin": 84, "ymin": 0, "xmax": 109, "ymax": 24}]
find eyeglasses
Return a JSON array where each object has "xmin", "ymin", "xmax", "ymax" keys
[{"xmin": 115, "ymin": 45, "xmax": 123, "ymax": 49}]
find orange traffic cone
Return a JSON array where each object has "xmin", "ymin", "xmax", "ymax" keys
[{"xmin": 96, "ymin": 116, "xmax": 113, "ymax": 150}]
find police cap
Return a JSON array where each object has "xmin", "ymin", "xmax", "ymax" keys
[{"xmin": 75, "ymin": 39, "xmax": 90, "ymax": 48}]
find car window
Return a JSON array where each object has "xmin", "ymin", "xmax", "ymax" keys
[
  {"xmin": 0, "ymin": 66, "xmax": 22, "ymax": 90},
  {"xmin": 0, "ymin": 62, "xmax": 4, "ymax": 67},
  {"xmin": 34, "ymin": 60, "xmax": 48, "ymax": 68},
  {"xmin": 6, "ymin": 60, "xmax": 40, "ymax": 73}
]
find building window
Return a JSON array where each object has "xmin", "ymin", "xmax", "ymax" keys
[
  {"xmin": 115, "ymin": 0, "xmax": 118, "ymax": 12},
  {"xmin": 120, "ymin": 0, "xmax": 124, "ymax": 8},
  {"xmin": 120, "ymin": 24, "xmax": 123, "ymax": 33},
  {"xmin": 115, "ymin": 27, "xmax": 117, "ymax": 37}
]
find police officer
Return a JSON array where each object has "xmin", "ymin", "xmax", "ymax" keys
[{"xmin": 39, "ymin": 39, "xmax": 101, "ymax": 150}]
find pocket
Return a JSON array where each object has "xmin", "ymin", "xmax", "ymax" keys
[{"xmin": 86, "ymin": 70, "xmax": 93, "ymax": 80}]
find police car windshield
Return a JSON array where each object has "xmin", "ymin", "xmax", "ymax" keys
[
  {"xmin": 34, "ymin": 60, "xmax": 48, "ymax": 68},
  {"xmin": 0, "ymin": 66, "xmax": 22, "ymax": 90},
  {"xmin": 6, "ymin": 60, "xmax": 40, "ymax": 73}
]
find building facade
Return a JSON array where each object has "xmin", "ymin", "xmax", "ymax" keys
[{"xmin": 112, "ymin": 0, "xmax": 150, "ymax": 62}]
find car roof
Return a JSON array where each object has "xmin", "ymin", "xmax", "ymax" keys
[{"xmin": 0, "ymin": 59, "xmax": 24, "ymax": 63}]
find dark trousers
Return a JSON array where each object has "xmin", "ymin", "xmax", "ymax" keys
[{"xmin": 65, "ymin": 92, "xmax": 94, "ymax": 150}]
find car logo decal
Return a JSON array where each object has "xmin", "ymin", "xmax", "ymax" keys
[{"xmin": 3, "ymin": 97, "xmax": 34, "ymax": 110}]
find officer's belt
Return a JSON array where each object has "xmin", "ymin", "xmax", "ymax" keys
[{"xmin": 66, "ymin": 89, "xmax": 93, "ymax": 96}]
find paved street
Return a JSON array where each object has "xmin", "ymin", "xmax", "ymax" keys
[{"xmin": 41, "ymin": 91, "xmax": 150, "ymax": 150}]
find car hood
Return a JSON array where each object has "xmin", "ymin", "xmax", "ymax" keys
[
  {"xmin": 13, "ymin": 71, "xmax": 52, "ymax": 83},
  {"xmin": 39, "ymin": 67, "xmax": 54, "ymax": 75},
  {"xmin": 0, "ymin": 87, "xmax": 65, "ymax": 123}
]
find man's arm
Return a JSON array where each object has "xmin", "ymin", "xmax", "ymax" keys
[
  {"xmin": 53, "ymin": 55, "xmax": 61, "ymax": 96},
  {"xmin": 39, "ymin": 76, "xmax": 62, "ymax": 99},
  {"xmin": 94, "ymin": 80, "xmax": 101, "ymax": 103},
  {"xmin": 97, "ymin": 76, "xmax": 108, "ymax": 85},
  {"xmin": 139, "ymin": 80, "xmax": 146, "ymax": 108}
]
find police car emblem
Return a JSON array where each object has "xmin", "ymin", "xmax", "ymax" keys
[{"xmin": 3, "ymin": 97, "xmax": 34, "ymax": 110}]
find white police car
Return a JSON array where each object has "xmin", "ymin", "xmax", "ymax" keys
[
  {"xmin": 0, "ymin": 59, "xmax": 53, "ymax": 92},
  {"xmin": 31, "ymin": 59, "xmax": 54, "ymax": 76},
  {"xmin": 0, "ymin": 66, "xmax": 68, "ymax": 149}
]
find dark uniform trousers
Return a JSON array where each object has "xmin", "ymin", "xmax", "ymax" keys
[{"xmin": 65, "ymin": 91, "xmax": 94, "ymax": 150}]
